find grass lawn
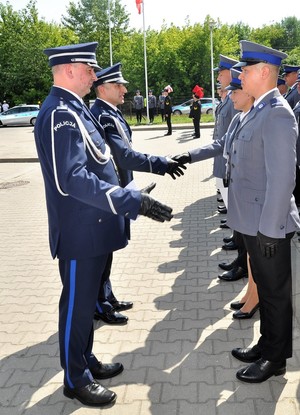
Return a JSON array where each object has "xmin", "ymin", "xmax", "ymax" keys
[{"xmin": 124, "ymin": 113, "xmax": 214, "ymax": 126}]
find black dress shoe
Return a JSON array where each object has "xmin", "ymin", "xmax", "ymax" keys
[
  {"xmin": 236, "ymin": 358, "xmax": 286, "ymax": 383},
  {"xmin": 220, "ymin": 219, "xmax": 227, "ymax": 224},
  {"xmin": 217, "ymin": 197, "xmax": 224, "ymax": 203},
  {"xmin": 218, "ymin": 206, "xmax": 227, "ymax": 214},
  {"xmin": 230, "ymin": 300, "xmax": 245, "ymax": 310},
  {"xmin": 218, "ymin": 267, "xmax": 248, "ymax": 281},
  {"xmin": 222, "ymin": 240, "xmax": 238, "ymax": 250},
  {"xmin": 219, "ymin": 259, "xmax": 237, "ymax": 271},
  {"xmin": 220, "ymin": 223, "xmax": 230, "ymax": 229},
  {"xmin": 233, "ymin": 304, "xmax": 259, "ymax": 319},
  {"xmin": 63, "ymin": 381, "xmax": 116, "ymax": 407},
  {"xmin": 90, "ymin": 362, "xmax": 124, "ymax": 379},
  {"xmin": 111, "ymin": 300, "xmax": 133, "ymax": 312},
  {"xmin": 231, "ymin": 346, "xmax": 262, "ymax": 363},
  {"xmin": 223, "ymin": 234, "xmax": 234, "ymax": 243},
  {"xmin": 164, "ymin": 132, "xmax": 172, "ymax": 136},
  {"xmin": 94, "ymin": 310, "xmax": 128, "ymax": 325}
]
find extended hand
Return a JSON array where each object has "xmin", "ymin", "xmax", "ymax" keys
[
  {"xmin": 172, "ymin": 153, "xmax": 191, "ymax": 165},
  {"xmin": 139, "ymin": 193, "xmax": 173, "ymax": 222},
  {"xmin": 257, "ymin": 231, "xmax": 279, "ymax": 258},
  {"xmin": 166, "ymin": 158, "xmax": 187, "ymax": 180}
]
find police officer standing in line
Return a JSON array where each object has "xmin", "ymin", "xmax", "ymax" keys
[
  {"xmin": 282, "ymin": 64, "xmax": 300, "ymax": 108},
  {"xmin": 228, "ymin": 41, "xmax": 300, "ymax": 383},
  {"xmin": 172, "ymin": 68, "xmax": 251, "ymax": 284},
  {"xmin": 34, "ymin": 42, "xmax": 173, "ymax": 407},
  {"xmin": 148, "ymin": 89, "xmax": 157, "ymax": 124},
  {"xmin": 293, "ymin": 71, "xmax": 300, "ymax": 130},
  {"xmin": 158, "ymin": 89, "xmax": 165, "ymax": 121},
  {"xmin": 90, "ymin": 62, "xmax": 186, "ymax": 325},
  {"xmin": 189, "ymin": 85, "xmax": 203, "ymax": 139},
  {"xmin": 175, "ymin": 41, "xmax": 300, "ymax": 383},
  {"xmin": 133, "ymin": 89, "xmax": 144, "ymax": 124},
  {"xmin": 213, "ymin": 55, "xmax": 239, "ymax": 214},
  {"xmin": 211, "ymin": 55, "xmax": 248, "ymax": 282},
  {"xmin": 163, "ymin": 85, "xmax": 173, "ymax": 136},
  {"xmin": 282, "ymin": 65, "xmax": 300, "ymax": 206},
  {"xmin": 277, "ymin": 76, "xmax": 288, "ymax": 95}
]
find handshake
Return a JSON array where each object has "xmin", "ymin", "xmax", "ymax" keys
[
  {"xmin": 165, "ymin": 153, "xmax": 191, "ymax": 179},
  {"xmin": 139, "ymin": 153, "xmax": 192, "ymax": 223}
]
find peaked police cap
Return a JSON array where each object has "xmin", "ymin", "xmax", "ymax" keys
[
  {"xmin": 234, "ymin": 40, "xmax": 287, "ymax": 68},
  {"xmin": 94, "ymin": 63, "xmax": 128, "ymax": 87},
  {"xmin": 44, "ymin": 42, "xmax": 101, "ymax": 70}
]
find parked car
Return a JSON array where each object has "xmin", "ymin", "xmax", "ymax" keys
[
  {"xmin": 172, "ymin": 97, "xmax": 220, "ymax": 115},
  {"xmin": 0, "ymin": 104, "xmax": 40, "ymax": 126}
]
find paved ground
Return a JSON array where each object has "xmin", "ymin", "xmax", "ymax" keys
[{"xmin": 0, "ymin": 123, "xmax": 300, "ymax": 415}]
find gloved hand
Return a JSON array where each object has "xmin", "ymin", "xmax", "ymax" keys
[
  {"xmin": 165, "ymin": 157, "xmax": 187, "ymax": 180},
  {"xmin": 257, "ymin": 231, "xmax": 279, "ymax": 258},
  {"xmin": 140, "ymin": 182, "xmax": 156, "ymax": 194},
  {"xmin": 172, "ymin": 153, "xmax": 192, "ymax": 165},
  {"xmin": 139, "ymin": 193, "xmax": 173, "ymax": 222}
]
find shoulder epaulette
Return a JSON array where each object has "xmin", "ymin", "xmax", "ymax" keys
[
  {"xmin": 270, "ymin": 97, "xmax": 283, "ymax": 108},
  {"xmin": 56, "ymin": 99, "xmax": 69, "ymax": 111}
]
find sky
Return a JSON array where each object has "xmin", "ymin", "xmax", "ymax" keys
[{"xmin": 2, "ymin": 0, "xmax": 300, "ymax": 30}]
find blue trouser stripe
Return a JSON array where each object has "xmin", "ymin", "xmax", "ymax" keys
[{"xmin": 65, "ymin": 259, "xmax": 76, "ymax": 388}]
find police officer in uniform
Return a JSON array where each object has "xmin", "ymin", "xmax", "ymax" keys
[
  {"xmin": 228, "ymin": 41, "xmax": 300, "ymax": 383},
  {"xmin": 282, "ymin": 64, "xmax": 300, "ymax": 109},
  {"xmin": 172, "ymin": 68, "xmax": 250, "ymax": 283},
  {"xmin": 90, "ymin": 62, "xmax": 186, "ymax": 325},
  {"xmin": 34, "ymin": 42, "xmax": 173, "ymax": 407},
  {"xmin": 282, "ymin": 65, "xmax": 300, "ymax": 205},
  {"xmin": 148, "ymin": 89, "xmax": 157, "ymax": 124},
  {"xmin": 163, "ymin": 85, "xmax": 173, "ymax": 136},
  {"xmin": 213, "ymin": 55, "xmax": 239, "ymax": 213},
  {"xmin": 189, "ymin": 85, "xmax": 203, "ymax": 138},
  {"xmin": 212, "ymin": 55, "xmax": 247, "ymax": 280},
  {"xmin": 158, "ymin": 89, "xmax": 165, "ymax": 121},
  {"xmin": 133, "ymin": 89, "xmax": 144, "ymax": 123}
]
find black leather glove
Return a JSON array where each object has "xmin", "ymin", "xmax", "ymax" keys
[
  {"xmin": 140, "ymin": 182, "xmax": 156, "ymax": 194},
  {"xmin": 165, "ymin": 157, "xmax": 187, "ymax": 180},
  {"xmin": 172, "ymin": 153, "xmax": 192, "ymax": 165},
  {"xmin": 139, "ymin": 193, "xmax": 173, "ymax": 222},
  {"xmin": 257, "ymin": 231, "xmax": 279, "ymax": 258}
]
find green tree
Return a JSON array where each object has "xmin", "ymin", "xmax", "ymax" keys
[
  {"xmin": 0, "ymin": 0, "xmax": 77, "ymax": 104},
  {"xmin": 62, "ymin": 0, "xmax": 131, "ymax": 69}
]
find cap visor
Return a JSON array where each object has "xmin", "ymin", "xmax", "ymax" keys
[
  {"xmin": 87, "ymin": 63, "xmax": 102, "ymax": 71},
  {"xmin": 233, "ymin": 61, "xmax": 247, "ymax": 68}
]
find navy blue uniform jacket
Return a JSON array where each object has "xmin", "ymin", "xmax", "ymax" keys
[
  {"xmin": 90, "ymin": 98, "xmax": 168, "ymax": 188},
  {"xmin": 34, "ymin": 87, "xmax": 142, "ymax": 260}
]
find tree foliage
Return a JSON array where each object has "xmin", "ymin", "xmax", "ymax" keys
[{"xmin": 0, "ymin": 1, "xmax": 300, "ymax": 106}]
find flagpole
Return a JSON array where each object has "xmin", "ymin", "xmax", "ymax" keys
[
  {"xmin": 142, "ymin": 0, "xmax": 149, "ymax": 123},
  {"xmin": 108, "ymin": 0, "xmax": 113, "ymax": 65}
]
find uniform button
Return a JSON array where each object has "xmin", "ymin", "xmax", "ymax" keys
[
  {"xmin": 232, "ymin": 164, "xmax": 235, "ymax": 168},
  {"xmin": 125, "ymin": 212, "xmax": 129, "ymax": 217},
  {"xmin": 280, "ymin": 225, "xmax": 284, "ymax": 229},
  {"xmin": 255, "ymin": 197, "xmax": 258, "ymax": 201},
  {"xmin": 98, "ymin": 218, "xmax": 102, "ymax": 223},
  {"xmin": 234, "ymin": 150, "xmax": 236, "ymax": 154}
]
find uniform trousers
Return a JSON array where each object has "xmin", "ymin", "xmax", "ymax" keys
[
  {"xmin": 193, "ymin": 118, "xmax": 200, "ymax": 138},
  {"xmin": 233, "ymin": 230, "xmax": 247, "ymax": 270},
  {"xmin": 96, "ymin": 252, "xmax": 117, "ymax": 313},
  {"xmin": 58, "ymin": 254, "xmax": 110, "ymax": 388},
  {"xmin": 165, "ymin": 114, "xmax": 172, "ymax": 134},
  {"xmin": 149, "ymin": 107, "xmax": 155, "ymax": 123},
  {"xmin": 216, "ymin": 177, "xmax": 228, "ymax": 208},
  {"xmin": 293, "ymin": 165, "xmax": 300, "ymax": 206},
  {"xmin": 242, "ymin": 233, "xmax": 294, "ymax": 361}
]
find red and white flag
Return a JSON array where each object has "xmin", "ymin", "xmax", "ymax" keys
[{"xmin": 136, "ymin": 0, "xmax": 143, "ymax": 14}]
